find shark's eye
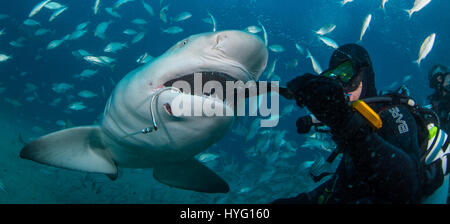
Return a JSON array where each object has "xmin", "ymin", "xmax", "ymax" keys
[{"xmin": 179, "ymin": 39, "xmax": 188, "ymax": 47}]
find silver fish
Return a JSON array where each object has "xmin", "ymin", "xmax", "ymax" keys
[
  {"xmin": 105, "ymin": 8, "xmax": 121, "ymax": 18},
  {"xmin": 340, "ymin": 0, "xmax": 354, "ymax": 6},
  {"xmin": 295, "ymin": 43, "xmax": 304, "ymax": 55},
  {"xmin": 49, "ymin": 7, "xmax": 68, "ymax": 22},
  {"xmin": 29, "ymin": 0, "xmax": 51, "ymax": 17},
  {"xmin": 47, "ymin": 39, "xmax": 65, "ymax": 50},
  {"xmin": 123, "ymin": 29, "xmax": 137, "ymax": 35},
  {"xmin": 131, "ymin": 18, "xmax": 147, "ymax": 25},
  {"xmin": 197, "ymin": 153, "xmax": 219, "ymax": 163},
  {"xmin": 131, "ymin": 32, "xmax": 145, "ymax": 44},
  {"xmin": 104, "ymin": 42, "xmax": 128, "ymax": 53},
  {"xmin": 264, "ymin": 58, "xmax": 278, "ymax": 79},
  {"xmin": 10, "ymin": 40, "xmax": 24, "ymax": 48},
  {"xmin": 0, "ymin": 54, "xmax": 11, "ymax": 62},
  {"xmin": 162, "ymin": 26, "xmax": 183, "ymax": 34},
  {"xmin": 136, "ymin": 52, "xmax": 153, "ymax": 64},
  {"xmin": 173, "ymin": 12, "xmax": 192, "ymax": 22},
  {"xmin": 74, "ymin": 69, "xmax": 98, "ymax": 79},
  {"xmin": 83, "ymin": 56, "xmax": 115, "ymax": 67},
  {"xmin": 142, "ymin": 1, "xmax": 154, "ymax": 16},
  {"xmin": 76, "ymin": 21, "xmax": 90, "ymax": 30},
  {"xmin": 45, "ymin": 2, "xmax": 65, "ymax": 10},
  {"xmin": 414, "ymin": 33, "xmax": 436, "ymax": 67},
  {"xmin": 360, "ymin": 14, "xmax": 372, "ymax": 42},
  {"xmin": 404, "ymin": 0, "xmax": 431, "ymax": 18},
  {"xmin": 68, "ymin": 102, "xmax": 87, "ymax": 111},
  {"xmin": 23, "ymin": 19, "xmax": 40, "ymax": 26},
  {"xmin": 52, "ymin": 83, "xmax": 73, "ymax": 93},
  {"xmin": 245, "ymin": 26, "xmax": 262, "ymax": 34},
  {"xmin": 93, "ymin": 0, "xmax": 101, "ymax": 15},
  {"xmin": 269, "ymin": 45, "xmax": 285, "ymax": 53},
  {"xmin": 78, "ymin": 90, "xmax": 98, "ymax": 98},
  {"xmin": 317, "ymin": 36, "xmax": 339, "ymax": 49},
  {"xmin": 258, "ymin": 20, "xmax": 268, "ymax": 47},
  {"xmin": 315, "ymin": 24, "xmax": 336, "ymax": 36},
  {"xmin": 208, "ymin": 11, "xmax": 217, "ymax": 32},
  {"xmin": 69, "ymin": 29, "xmax": 88, "ymax": 40},
  {"xmin": 35, "ymin": 28, "xmax": 51, "ymax": 36},
  {"xmin": 114, "ymin": 0, "xmax": 135, "ymax": 9},
  {"xmin": 381, "ymin": 0, "xmax": 388, "ymax": 9},
  {"xmin": 95, "ymin": 21, "xmax": 112, "ymax": 39},
  {"xmin": 306, "ymin": 49, "xmax": 323, "ymax": 75}
]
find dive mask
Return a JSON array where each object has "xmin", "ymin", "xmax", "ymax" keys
[{"xmin": 321, "ymin": 60, "xmax": 362, "ymax": 92}]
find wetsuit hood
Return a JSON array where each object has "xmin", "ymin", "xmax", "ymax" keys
[
  {"xmin": 329, "ymin": 44, "xmax": 377, "ymax": 98},
  {"xmin": 428, "ymin": 64, "xmax": 448, "ymax": 89}
]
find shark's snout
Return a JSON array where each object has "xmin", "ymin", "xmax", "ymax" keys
[{"xmin": 212, "ymin": 30, "xmax": 268, "ymax": 80}]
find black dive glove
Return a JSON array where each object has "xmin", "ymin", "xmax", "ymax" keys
[
  {"xmin": 285, "ymin": 74, "xmax": 355, "ymax": 134},
  {"xmin": 296, "ymin": 115, "xmax": 313, "ymax": 134}
]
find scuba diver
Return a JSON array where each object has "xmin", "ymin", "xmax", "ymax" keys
[
  {"xmin": 273, "ymin": 44, "xmax": 449, "ymax": 204},
  {"xmin": 427, "ymin": 65, "xmax": 450, "ymax": 133}
]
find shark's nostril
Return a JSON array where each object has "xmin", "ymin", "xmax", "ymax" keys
[{"xmin": 164, "ymin": 103, "xmax": 173, "ymax": 116}]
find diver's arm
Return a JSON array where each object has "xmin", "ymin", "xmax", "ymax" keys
[
  {"xmin": 242, "ymin": 81, "xmax": 283, "ymax": 98},
  {"xmin": 335, "ymin": 107, "xmax": 422, "ymax": 202},
  {"xmin": 281, "ymin": 75, "xmax": 422, "ymax": 202}
]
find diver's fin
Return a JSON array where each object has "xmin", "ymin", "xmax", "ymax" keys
[
  {"xmin": 20, "ymin": 126, "xmax": 117, "ymax": 175},
  {"xmin": 153, "ymin": 158, "xmax": 229, "ymax": 193}
]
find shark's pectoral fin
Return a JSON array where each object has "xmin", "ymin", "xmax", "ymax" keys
[
  {"xmin": 20, "ymin": 126, "xmax": 117, "ymax": 175},
  {"xmin": 153, "ymin": 158, "xmax": 229, "ymax": 193}
]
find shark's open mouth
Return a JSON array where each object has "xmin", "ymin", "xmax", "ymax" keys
[{"xmin": 162, "ymin": 71, "xmax": 239, "ymax": 102}]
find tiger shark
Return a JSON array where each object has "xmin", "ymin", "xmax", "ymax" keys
[{"xmin": 20, "ymin": 30, "xmax": 268, "ymax": 193}]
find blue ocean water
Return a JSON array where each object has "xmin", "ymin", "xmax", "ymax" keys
[{"xmin": 0, "ymin": 0, "xmax": 448, "ymax": 203}]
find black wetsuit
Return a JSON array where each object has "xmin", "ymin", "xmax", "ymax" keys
[
  {"xmin": 273, "ymin": 44, "xmax": 426, "ymax": 204},
  {"xmin": 273, "ymin": 103, "xmax": 423, "ymax": 204}
]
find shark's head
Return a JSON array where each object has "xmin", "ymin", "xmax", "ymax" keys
[
  {"xmin": 155, "ymin": 30, "xmax": 269, "ymax": 84},
  {"xmin": 107, "ymin": 30, "xmax": 268, "ymax": 161},
  {"xmin": 19, "ymin": 31, "xmax": 268, "ymax": 194}
]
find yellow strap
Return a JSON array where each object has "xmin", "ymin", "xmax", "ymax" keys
[{"xmin": 351, "ymin": 100, "xmax": 383, "ymax": 130}]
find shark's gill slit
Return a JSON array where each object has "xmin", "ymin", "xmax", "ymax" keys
[{"xmin": 123, "ymin": 86, "xmax": 182, "ymax": 138}]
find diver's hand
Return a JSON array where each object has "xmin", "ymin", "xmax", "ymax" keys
[
  {"xmin": 289, "ymin": 75, "xmax": 353, "ymax": 130},
  {"xmin": 278, "ymin": 87, "xmax": 295, "ymax": 99},
  {"xmin": 296, "ymin": 116, "xmax": 313, "ymax": 134},
  {"xmin": 285, "ymin": 73, "xmax": 318, "ymax": 106}
]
